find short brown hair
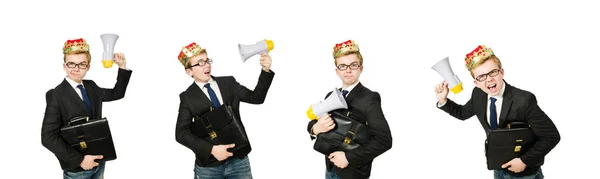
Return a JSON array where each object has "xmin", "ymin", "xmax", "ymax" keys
[
  {"xmin": 469, "ymin": 55, "xmax": 502, "ymax": 78},
  {"xmin": 63, "ymin": 51, "xmax": 91, "ymax": 63},
  {"xmin": 334, "ymin": 51, "xmax": 363, "ymax": 66}
]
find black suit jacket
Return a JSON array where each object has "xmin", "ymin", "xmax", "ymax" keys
[
  {"xmin": 307, "ymin": 82, "xmax": 393, "ymax": 179},
  {"xmin": 438, "ymin": 80, "xmax": 560, "ymax": 176},
  {"xmin": 176, "ymin": 70, "xmax": 274, "ymax": 167},
  {"xmin": 41, "ymin": 68, "xmax": 132, "ymax": 172}
]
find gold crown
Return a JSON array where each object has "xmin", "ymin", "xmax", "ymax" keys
[
  {"xmin": 465, "ymin": 45, "xmax": 494, "ymax": 71},
  {"xmin": 63, "ymin": 38, "xmax": 89, "ymax": 54},
  {"xmin": 333, "ymin": 40, "xmax": 360, "ymax": 59},
  {"xmin": 178, "ymin": 42, "xmax": 205, "ymax": 65}
]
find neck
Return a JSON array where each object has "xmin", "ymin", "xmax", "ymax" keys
[
  {"xmin": 194, "ymin": 77, "xmax": 209, "ymax": 84},
  {"xmin": 67, "ymin": 76, "xmax": 82, "ymax": 84},
  {"xmin": 343, "ymin": 81, "xmax": 357, "ymax": 89}
]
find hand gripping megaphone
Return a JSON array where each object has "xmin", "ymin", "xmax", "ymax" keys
[
  {"xmin": 238, "ymin": 39, "xmax": 274, "ymax": 63},
  {"xmin": 100, "ymin": 33, "xmax": 119, "ymax": 68},
  {"xmin": 306, "ymin": 89, "xmax": 348, "ymax": 120},
  {"xmin": 432, "ymin": 56, "xmax": 463, "ymax": 94}
]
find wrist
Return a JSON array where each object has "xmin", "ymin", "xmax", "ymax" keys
[
  {"xmin": 439, "ymin": 98, "xmax": 447, "ymax": 105},
  {"xmin": 311, "ymin": 126, "xmax": 319, "ymax": 135}
]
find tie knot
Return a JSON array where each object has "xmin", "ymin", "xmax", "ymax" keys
[
  {"xmin": 342, "ymin": 90, "xmax": 349, "ymax": 97},
  {"xmin": 204, "ymin": 83, "xmax": 211, "ymax": 88},
  {"xmin": 77, "ymin": 84, "xmax": 84, "ymax": 89},
  {"xmin": 490, "ymin": 97, "xmax": 497, "ymax": 102}
]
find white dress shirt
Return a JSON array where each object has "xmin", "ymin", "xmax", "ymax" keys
[
  {"xmin": 487, "ymin": 82, "xmax": 506, "ymax": 127},
  {"xmin": 194, "ymin": 78, "xmax": 224, "ymax": 106},
  {"xmin": 340, "ymin": 80, "xmax": 360, "ymax": 97},
  {"xmin": 65, "ymin": 77, "xmax": 85, "ymax": 100}
]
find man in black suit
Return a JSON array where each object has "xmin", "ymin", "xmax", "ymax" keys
[
  {"xmin": 435, "ymin": 45, "xmax": 560, "ymax": 179},
  {"xmin": 41, "ymin": 38, "xmax": 132, "ymax": 179},
  {"xmin": 307, "ymin": 40, "xmax": 393, "ymax": 179},
  {"xmin": 175, "ymin": 42, "xmax": 274, "ymax": 179}
]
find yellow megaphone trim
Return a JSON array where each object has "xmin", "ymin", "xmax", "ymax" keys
[
  {"xmin": 265, "ymin": 39, "xmax": 274, "ymax": 52},
  {"xmin": 102, "ymin": 59, "xmax": 114, "ymax": 68},
  {"xmin": 450, "ymin": 82, "xmax": 463, "ymax": 94}
]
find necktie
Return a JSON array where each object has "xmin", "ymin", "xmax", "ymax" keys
[
  {"xmin": 76, "ymin": 84, "xmax": 94, "ymax": 117},
  {"xmin": 489, "ymin": 97, "xmax": 498, "ymax": 129},
  {"xmin": 204, "ymin": 83, "xmax": 221, "ymax": 108},
  {"xmin": 342, "ymin": 90, "xmax": 349, "ymax": 98}
]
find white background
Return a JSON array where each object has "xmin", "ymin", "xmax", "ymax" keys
[{"xmin": 1, "ymin": 0, "xmax": 598, "ymax": 178}]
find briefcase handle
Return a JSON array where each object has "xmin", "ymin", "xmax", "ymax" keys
[
  {"xmin": 507, "ymin": 121, "xmax": 529, "ymax": 129},
  {"xmin": 68, "ymin": 116, "xmax": 89, "ymax": 127}
]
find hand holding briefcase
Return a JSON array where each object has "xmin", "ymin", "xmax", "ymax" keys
[
  {"xmin": 191, "ymin": 105, "xmax": 250, "ymax": 162},
  {"xmin": 60, "ymin": 116, "xmax": 117, "ymax": 162},
  {"xmin": 485, "ymin": 122, "xmax": 536, "ymax": 170}
]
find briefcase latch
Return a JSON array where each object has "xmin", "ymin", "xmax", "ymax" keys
[
  {"xmin": 208, "ymin": 131, "xmax": 217, "ymax": 139},
  {"xmin": 344, "ymin": 131, "xmax": 355, "ymax": 145},
  {"xmin": 514, "ymin": 139, "xmax": 523, "ymax": 152},
  {"xmin": 78, "ymin": 135, "xmax": 87, "ymax": 149}
]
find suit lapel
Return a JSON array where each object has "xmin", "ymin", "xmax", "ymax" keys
[
  {"xmin": 498, "ymin": 83, "xmax": 513, "ymax": 128},
  {"xmin": 344, "ymin": 82, "xmax": 364, "ymax": 105},
  {"xmin": 474, "ymin": 88, "xmax": 490, "ymax": 131},
  {"xmin": 83, "ymin": 80, "xmax": 99, "ymax": 118},
  {"xmin": 214, "ymin": 76, "xmax": 231, "ymax": 105},
  {"xmin": 58, "ymin": 79, "xmax": 90, "ymax": 116},
  {"xmin": 188, "ymin": 82, "xmax": 213, "ymax": 109}
]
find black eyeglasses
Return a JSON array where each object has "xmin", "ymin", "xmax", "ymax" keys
[
  {"xmin": 65, "ymin": 62, "xmax": 89, "ymax": 69},
  {"xmin": 189, "ymin": 58, "xmax": 213, "ymax": 68},
  {"xmin": 475, "ymin": 69, "xmax": 501, "ymax": 82},
  {"xmin": 337, "ymin": 62, "xmax": 361, "ymax": 71}
]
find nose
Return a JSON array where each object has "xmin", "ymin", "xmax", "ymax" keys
[{"xmin": 486, "ymin": 75, "xmax": 494, "ymax": 83}]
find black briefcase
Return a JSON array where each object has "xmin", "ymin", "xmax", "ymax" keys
[
  {"xmin": 313, "ymin": 109, "xmax": 369, "ymax": 156},
  {"xmin": 485, "ymin": 122, "xmax": 536, "ymax": 170},
  {"xmin": 191, "ymin": 105, "xmax": 250, "ymax": 163},
  {"xmin": 60, "ymin": 116, "xmax": 117, "ymax": 162}
]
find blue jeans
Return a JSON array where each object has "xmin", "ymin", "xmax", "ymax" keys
[
  {"xmin": 325, "ymin": 167, "xmax": 340, "ymax": 179},
  {"xmin": 194, "ymin": 156, "xmax": 252, "ymax": 179},
  {"xmin": 63, "ymin": 162, "xmax": 105, "ymax": 179},
  {"xmin": 494, "ymin": 168, "xmax": 543, "ymax": 179}
]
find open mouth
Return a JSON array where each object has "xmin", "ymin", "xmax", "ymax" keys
[
  {"xmin": 204, "ymin": 71, "xmax": 210, "ymax": 75},
  {"xmin": 487, "ymin": 83, "xmax": 497, "ymax": 91}
]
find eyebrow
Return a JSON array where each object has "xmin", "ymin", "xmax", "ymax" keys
[{"xmin": 338, "ymin": 62, "xmax": 359, "ymax": 65}]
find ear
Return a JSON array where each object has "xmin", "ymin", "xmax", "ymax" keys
[
  {"xmin": 63, "ymin": 63, "xmax": 68, "ymax": 73},
  {"xmin": 185, "ymin": 69, "xmax": 193, "ymax": 76},
  {"xmin": 500, "ymin": 68, "xmax": 504, "ymax": 74}
]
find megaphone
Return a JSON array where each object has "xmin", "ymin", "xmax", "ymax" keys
[
  {"xmin": 306, "ymin": 89, "xmax": 348, "ymax": 120},
  {"xmin": 100, "ymin": 33, "xmax": 119, "ymax": 68},
  {"xmin": 432, "ymin": 56, "xmax": 463, "ymax": 94},
  {"xmin": 238, "ymin": 39, "xmax": 274, "ymax": 63}
]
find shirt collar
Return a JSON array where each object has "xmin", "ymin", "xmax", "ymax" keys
[
  {"xmin": 195, "ymin": 77, "xmax": 216, "ymax": 89},
  {"xmin": 65, "ymin": 76, "xmax": 83, "ymax": 89},
  {"xmin": 341, "ymin": 81, "xmax": 360, "ymax": 94}
]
